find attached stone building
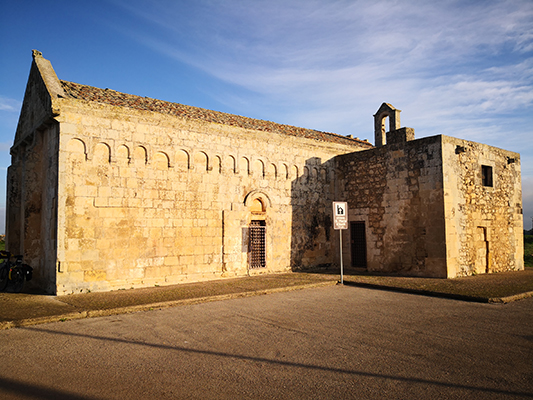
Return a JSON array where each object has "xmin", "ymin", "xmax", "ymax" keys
[
  {"xmin": 337, "ymin": 103, "xmax": 523, "ymax": 277},
  {"xmin": 7, "ymin": 51, "xmax": 523, "ymax": 294}
]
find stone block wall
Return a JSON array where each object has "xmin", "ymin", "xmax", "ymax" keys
[
  {"xmin": 50, "ymin": 99, "xmax": 363, "ymax": 294},
  {"xmin": 338, "ymin": 134, "xmax": 523, "ymax": 278},
  {"xmin": 337, "ymin": 135, "xmax": 447, "ymax": 277},
  {"xmin": 7, "ymin": 124, "xmax": 60, "ymax": 294},
  {"xmin": 8, "ymin": 52, "xmax": 523, "ymax": 292},
  {"xmin": 442, "ymin": 136, "xmax": 523, "ymax": 276}
]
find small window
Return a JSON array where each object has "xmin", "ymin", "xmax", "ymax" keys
[{"xmin": 482, "ymin": 165, "xmax": 493, "ymax": 187}]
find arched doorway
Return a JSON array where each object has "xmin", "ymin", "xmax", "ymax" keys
[{"xmin": 245, "ymin": 193, "xmax": 269, "ymax": 269}]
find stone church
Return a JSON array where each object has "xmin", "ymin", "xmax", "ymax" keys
[{"xmin": 7, "ymin": 51, "xmax": 524, "ymax": 295}]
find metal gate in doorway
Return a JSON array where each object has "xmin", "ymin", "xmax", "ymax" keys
[{"xmin": 249, "ymin": 220, "xmax": 266, "ymax": 269}]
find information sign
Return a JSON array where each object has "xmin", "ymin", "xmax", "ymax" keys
[
  {"xmin": 333, "ymin": 202, "xmax": 348, "ymax": 230},
  {"xmin": 332, "ymin": 201, "xmax": 348, "ymax": 284}
]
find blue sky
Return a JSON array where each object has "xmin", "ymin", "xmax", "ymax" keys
[{"xmin": 1, "ymin": 0, "xmax": 532, "ymax": 233}]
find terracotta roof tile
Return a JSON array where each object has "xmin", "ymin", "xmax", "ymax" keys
[{"xmin": 60, "ymin": 80, "xmax": 372, "ymax": 148}]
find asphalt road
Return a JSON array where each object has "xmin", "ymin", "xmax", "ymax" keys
[{"xmin": 0, "ymin": 285, "xmax": 532, "ymax": 400}]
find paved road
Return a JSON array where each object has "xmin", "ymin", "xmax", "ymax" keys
[{"xmin": 0, "ymin": 285, "xmax": 532, "ymax": 399}]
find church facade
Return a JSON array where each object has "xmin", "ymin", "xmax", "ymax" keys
[{"xmin": 7, "ymin": 51, "xmax": 523, "ymax": 295}]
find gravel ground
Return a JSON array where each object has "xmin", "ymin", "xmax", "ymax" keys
[
  {"xmin": 1, "ymin": 268, "xmax": 532, "ymax": 328},
  {"xmin": 341, "ymin": 267, "xmax": 533, "ymax": 301}
]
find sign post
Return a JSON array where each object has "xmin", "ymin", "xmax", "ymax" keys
[{"xmin": 333, "ymin": 202, "xmax": 348, "ymax": 284}]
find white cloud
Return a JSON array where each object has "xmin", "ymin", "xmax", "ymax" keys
[
  {"xmin": 111, "ymin": 1, "xmax": 532, "ymax": 103},
  {"xmin": 123, "ymin": 1, "xmax": 530, "ymax": 115},
  {"xmin": 0, "ymin": 96, "xmax": 20, "ymax": 112},
  {"xmin": 108, "ymin": 0, "xmax": 533, "ymax": 225}
]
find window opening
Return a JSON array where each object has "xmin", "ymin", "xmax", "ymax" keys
[
  {"xmin": 249, "ymin": 220, "xmax": 266, "ymax": 269},
  {"xmin": 482, "ymin": 165, "xmax": 493, "ymax": 187}
]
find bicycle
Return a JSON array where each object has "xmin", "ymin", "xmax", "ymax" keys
[{"xmin": 0, "ymin": 250, "xmax": 33, "ymax": 293}]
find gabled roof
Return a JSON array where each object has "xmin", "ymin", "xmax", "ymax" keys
[
  {"xmin": 60, "ymin": 80, "xmax": 372, "ymax": 148},
  {"xmin": 14, "ymin": 50, "xmax": 65, "ymax": 146}
]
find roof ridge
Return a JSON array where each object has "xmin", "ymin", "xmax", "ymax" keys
[{"xmin": 60, "ymin": 80, "xmax": 372, "ymax": 147}]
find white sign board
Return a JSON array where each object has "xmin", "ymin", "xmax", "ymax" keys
[{"xmin": 333, "ymin": 202, "xmax": 348, "ymax": 230}]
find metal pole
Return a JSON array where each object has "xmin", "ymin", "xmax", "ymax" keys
[{"xmin": 339, "ymin": 229, "xmax": 344, "ymax": 284}]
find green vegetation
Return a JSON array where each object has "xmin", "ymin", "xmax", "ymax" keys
[
  {"xmin": 525, "ymin": 235, "xmax": 533, "ymax": 268},
  {"xmin": 0, "ymin": 235, "xmax": 4, "ymax": 252}
]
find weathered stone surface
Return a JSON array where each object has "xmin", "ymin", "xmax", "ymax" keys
[
  {"xmin": 7, "ymin": 52, "xmax": 523, "ymax": 294},
  {"xmin": 442, "ymin": 136, "xmax": 523, "ymax": 277},
  {"xmin": 8, "ymin": 51, "xmax": 370, "ymax": 295},
  {"xmin": 338, "ymin": 134, "xmax": 523, "ymax": 278}
]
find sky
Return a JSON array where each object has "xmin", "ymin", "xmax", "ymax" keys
[{"xmin": 0, "ymin": 0, "xmax": 532, "ymax": 234}]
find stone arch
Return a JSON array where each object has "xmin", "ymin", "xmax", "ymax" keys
[
  {"xmin": 241, "ymin": 157, "xmax": 250, "ymax": 175},
  {"xmin": 311, "ymin": 167, "xmax": 319, "ymax": 182},
  {"xmin": 194, "ymin": 151, "xmax": 209, "ymax": 172},
  {"xmin": 154, "ymin": 152, "xmax": 170, "ymax": 170},
  {"xmin": 302, "ymin": 166, "xmax": 310, "ymax": 183},
  {"xmin": 291, "ymin": 165, "xmax": 299, "ymax": 180},
  {"xmin": 176, "ymin": 149, "xmax": 190, "ymax": 171},
  {"xmin": 244, "ymin": 190, "xmax": 272, "ymax": 209},
  {"xmin": 116, "ymin": 144, "xmax": 130, "ymax": 164},
  {"xmin": 225, "ymin": 155, "xmax": 236, "ymax": 174},
  {"xmin": 250, "ymin": 198, "xmax": 265, "ymax": 213},
  {"xmin": 254, "ymin": 159, "xmax": 265, "ymax": 178},
  {"xmin": 93, "ymin": 143, "xmax": 112, "ymax": 186},
  {"xmin": 320, "ymin": 168, "xmax": 327, "ymax": 182},
  {"xmin": 94, "ymin": 142, "xmax": 111, "ymax": 163},
  {"xmin": 374, "ymin": 103, "xmax": 401, "ymax": 147},
  {"xmin": 66, "ymin": 138, "xmax": 87, "ymax": 159},
  {"xmin": 213, "ymin": 155, "xmax": 222, "ymax": 174},
  {"xmin": 133, "ymin": 146, "xmax": 148, "ymax": 166},
  {"xmin": 282, "ymin": 164, "xmax": 289, "ymax": 180},
  {"xmin": 66, "ymin": 139, "xmax": 87, "ymax": 174},
  {"xmin": 245, "ymin": 190, "xmax": 269, "ymax": 269},
  {"xmin": 268, "ymin": 163, "xmax": 277, "ymax": 179}
]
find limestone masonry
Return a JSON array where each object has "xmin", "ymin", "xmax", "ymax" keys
[{"xmin": 7, "ymin": 51, "xmax": 523, "ymax": 295}]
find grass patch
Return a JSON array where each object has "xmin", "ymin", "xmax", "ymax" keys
[{"xmin": 525, "ymin": 235, "xmax": 533, "ymax": 268}]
